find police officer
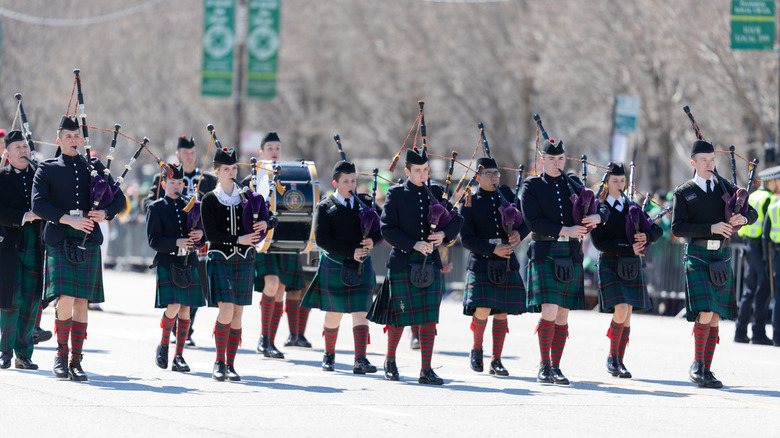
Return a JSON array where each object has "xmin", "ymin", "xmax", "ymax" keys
[{"xmin": 760, "ymin": 166, "xmax": 780, "ymax": 346}]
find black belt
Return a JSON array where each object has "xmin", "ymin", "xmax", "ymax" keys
[
  {"xmin": 531, "ymin": 233, "xmax": 570, "ymax": 242},
  {"xmin": 689, "ymin": 239, "xmax": 729, "ymax": 250}
]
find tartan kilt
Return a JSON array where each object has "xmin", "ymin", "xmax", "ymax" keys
[
  {"xmin": 207, "ymin": 251, "xmax": 255, "ymax": 307},
  {"xmin": 597, "ymin": 254, "xmax": 652, "ymax": 313},
  {"xmin": 462, "ymin": 269, "xmax": 527, "ymax": 315},
  {"xmin": 684, "ymin": 244, "xmax": 736, "ymax": 321},
  {"xmin": 155, "ymin": 264, "xmax": 206, "ymax": 309},
  {"xmin": 253, "ymin": 253, "xmax": 305, "ymax": 292},
  {"xmin": 43, "ymin": 228, "xmax": 104, "ymax": 304},
  {"xmin": 367, "ymin": 253, "xmax": 444, "ymax": 327},
  {"xmin": 526, "ymin": 242, "xmax": 585, "ymax": 312},
  {"xmin": 301, "ymin": 253, "xmax": 375, "ymax": 313}
]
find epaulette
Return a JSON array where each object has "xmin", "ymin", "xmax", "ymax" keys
[
  {"xmin": 320, "ymin": 196, "xmax": 339, "ymax": 216},
  {"xmin": 674, "ymin": 180, "xmax": 696, "ymax": 195}
]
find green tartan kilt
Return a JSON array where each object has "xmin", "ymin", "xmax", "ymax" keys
[
  {"xmin": 155, "ymin": 264, "xmax": 206, "ymax": 309},
  {"xmin": 208, "ymin": 251, "xmax": 255, "ymax": 307},
  {"xmin": 462, "ymin": 268, "xmax": 527, "ymax": 315},
  {"xmin": 253, "ymin": 253, "xmax": 305, "ymax": 292},
  {"xmin": 684, "ymin": 244, "xmax": 736, "ymax": 321},
  {"xmin": 597, "ymin": 254, "xmax": 652, "ymax": 313},
  {"xmin": 367, "ymin": 253, "xmax": 444, "ymax": 327},
  {"xmin": 301, "ymin": 253, "xmax": 376, "ymax": 313},
  {"xmin": 526, "ymin": 242, "xmax": 585, "ymax": 312},
  {"xmin": 43, "ymin": 228, "xmax": 104, "ymax": 304}
]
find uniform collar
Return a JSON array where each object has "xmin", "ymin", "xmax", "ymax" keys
[
  {"xmin": 215, "ymin": 183, "xmax": 242, "ymax": 205},
  {"xmin": 694, "ymin": 174, "xmax": 715, "ymax": 192},
  {"xmin": 334, "ymin": 191, "xmax": 353, "ymax": 207},
  {"xmin": 404, "ymin": 179, "xmax": 426, "ymax": 192}
]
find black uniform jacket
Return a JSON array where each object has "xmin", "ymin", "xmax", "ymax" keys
[
  {"xmin": 32, "ymin": 154, "xmax": 125, "ymax": 246},
  {"xmin": 201, "ymin": 187, "xmax": 278, "ymax": 259},
  {"xmin": 314, "ymin": 193, "xmax": 383, "ymax": 259},
  {"xmin": 460, "ymin": 185, "xmax": 529, "ymax": 272},
  {"xmin": 143, "ymin": 168, "xmax": 217, "ymax": 212},
  {"xmin": 672, "ymin": 178, "xmax": 758, "ymax": 240},
  {"xmin": 380, "ymin": 180, "xmax": 464, "ymax": 271},
  {"xmin": 520, "ymin": 172, "xmax": 609, "ymax": 263},
  {"xmin": 146, "ymin": 196, "xmax": 202, "ymax": 267},
  {"xmin": 591, "ymin": 201, "xmax": 663, "ymax": 256},
  {"xmin": 0, "ymin": 163, "xmax": 43, "ymax": 309}
]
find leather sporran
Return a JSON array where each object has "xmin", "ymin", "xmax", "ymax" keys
[
  {"xmin": 487, "ymin": 260, "xmax": 508, "ymax": 285},
  {"xmin": 708, "ymin": 260, "xmax": 730, "ymax": 287},
  {"xmin": 616, "ymin": 256, "xmax": 641, "ymax": 281},
  {"xmin": 550, "ymin": 256, "xmax": 574, "ymax": 283},
  {"xmin": 63, "ymin": 239, "xmax": 87, "ymax": 265},
  {"xmin": 410, "ymin": 263, "xmax": 434, "ymax": 288},
  {"xmin": 340, "ymin": 259, "xmax": 363, "ymax": 288},
  {"xmin": 169, "ymin": 263, "xmax": 194, "ymax": 289}
]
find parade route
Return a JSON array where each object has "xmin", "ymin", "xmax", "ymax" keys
[{"xmin": 1, "ymin": 270, "xmax": 779, "ymax": 437}]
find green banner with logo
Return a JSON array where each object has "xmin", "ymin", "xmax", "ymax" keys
[
  {"xmin": 731, "ymin": 0, "xmax": 775, "ymax": 50},
  {"xmin": 246, "ymin": 0, "xmax": 281, "ymax": 99},
  {"xmin": 202, "ymin": 0, "xmax": 236, "ymax": 97}
]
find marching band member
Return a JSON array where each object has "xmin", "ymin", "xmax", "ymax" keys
[
  {"xmin": 460, "ymin": 157, "xmax": 528, "ymax": 376},
  {"xmin": 301, "ymin": 161, "xmax": 383, "ymax": 373},
  {"xmin": 590, "ymin": 163, "xmax": 662, "ymax": 378},
  {"xmin": 202, "ymin": 147, "xmax": 273, "ymax": 381},
  {"xmin": 0, "ymin": 131, "xmax": 44, "ymax": 370},
  {"xmin": 520, "ymin": 138, "xmax": 608, "ymax": 385},
  {"xmin": 146, "ymin": 163, "xmax": 206, "ymax": 372},
  {"xmin": 32, "ymin": 116, "xmax": 126, "ymax": 381},
  {"xmin": 672, "ymin": 139, "xmax": 757, "ymax": 388}
]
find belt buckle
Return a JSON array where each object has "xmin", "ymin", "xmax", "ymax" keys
[
  {"xmin": 706, "ymin": 240, "xmax": 720, "ymax": 250},
  {"xmin": 69, "ymin": 209, "xmax": 83, "ymax": 218},
  {"xmin": 557, "ymin": 236, "xmax": 570, "ymax": 242},
  {"xmin": 489, "ymin": 238, "xmax": 502, "ymax": 246}
]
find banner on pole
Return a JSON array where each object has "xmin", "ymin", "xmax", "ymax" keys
[
  {"xmin": 246, "ymin": 0, "xmax": 280, "ymax": 99},
  {"xmin": 731, "ymin": 0, "xmax": 775, "ymax": 50},
  {"xmin": 201, "ymin": 0, "xmax": 236, "ymax": 97}
]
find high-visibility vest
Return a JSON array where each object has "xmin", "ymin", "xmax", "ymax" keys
[
  {"xmin": 738, "ymin": 188, "xmax": 772, "ymax": 238},
  {"xmin": 766, "ymin": 195, "xmax": 780, "ymax": 243}
]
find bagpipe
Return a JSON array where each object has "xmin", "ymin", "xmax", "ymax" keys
[
  {"xmin": 332, "ymin": 134, "xmax": 381, "ymax": 237},
  {"xmin": 683, "ymin": 105, "xmax": 758, "ymax": 232},
  {"xmin": 478, "ymin": 122, "xmax": 524, "ymax": 232}
]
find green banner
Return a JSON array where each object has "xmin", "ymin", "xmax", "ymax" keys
[
  {"xmin": 201, "ymin": 0, "xmax": 236, "ymax": 97},
  {"xmin": 731, "ymin": 0, "xmax": 775, "ymax": 50},
  {"xmin": 246, "ymin": 0, "xmax": 281, "ymax": 99}
]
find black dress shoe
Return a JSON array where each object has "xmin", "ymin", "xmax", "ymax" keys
[
  {"xmin": 418, "ymin": 368, "xmax": 444, "ymax": 385},
  {"xmin": 617, "ymin": 362, "xmax": 632, "ymax": 379},
  {"xmin": 701, "ymin": 370, "xmax": 723, "ymax": 388},
  {"xmin": 295, "ymin": 334, "xmax": 312, "ymax": 348},
  {"xmin": 689, "ymin": 361, "xmax": 705, "ymax": 385},
  {"xmin": 734, "ymin": 333, "xmax": 750, "ymax": 344},
  {"xmin": 322, "ymin": 352, "xmax": 335, "ymax": 371},
  {"xmin": 15, "ymin": 357, "xmax": 38, "ymax": 370},
  {"xmin": 489, "ymin": 358, "xmax": 509, "ymax": 376},
  {"xmin": 751, "ymin": 335, "xmax": 773, "ymax": 346},
  {"xmin": 53, "ymin": 348, "xmax": 69, "ymax": 379},
  {"xmin": 469, "ymin": 348, "xmax": 484, "ymax": 373},
  {"xmin": 284, "ymin": 333, "xmax": 298, "ymax": 347},
  {"xmin": 266, "ymin": 343, "xmax": 284, "ymax": 359},
  {"xmin": 257, "ymin": 335, "xmax": 269, "ymax": 354},
  {"xmin": 33, "ymin": 327, "xmax": 52, "ymax": 345},
  {"xmin": 185, "ymin": 337, "xmax": 196, "ymax": 347},
  {"xmin": 550, "ymin": 366, "xmax": 570, "ymax": 385},
  {"xmin": 155, "ymin": 343, "xmax": 169, "ymax": 369},
  {"xmin": 537, "ymin": 363, "xmax": 554, "ymax": 384},
  {"xmin": 606, "ymin": 354, "xmax": 620, "ymax": 377},
  {"xmin": 354, "ymin": 356, "xmax": 377, "ymax": 374},
  {"xmin": 212, "ymin": 360, "xmax": 227, "ymax": 381},
  {"xmin": 0, "ymin": 351, "xmax": 11, "ymax": 369},
  {"xmin": 384, "ymin": 358, "xmax": 400, "ymax": 381},
  {"xmin": 226, "ymin": 364, "xmax": 241, "ymax": 381},
  {"xmin": 410, "ymin": 336, "xmax": 421, "ymax": 350},
  {"xmin": 171, "ymin": 355, "xmax": 190, "ymax": 372},
  {"xmin": 68, "ymin": 361, "xmax": 88, "ymax": 382}
]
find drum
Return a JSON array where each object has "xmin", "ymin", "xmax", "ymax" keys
[{"xmin": 257, "ymin": 160, "xmax": 320, "ymax": 254}]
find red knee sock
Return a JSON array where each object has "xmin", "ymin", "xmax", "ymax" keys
[
  {"xmin": 160, "ymin": 315, "xmax": 176, "ymax": 345},
  {"xmin": 353, "ymin": 325, "xmax": 370, "ymax": 358},
  {"xmin": 419, "ymin": 322, "xmax": 437, "ymax": 369},
  {"xmin": 175, "ymin": 319, "xmax": 190, "ymax": 356},
  {"xmin": 491, "ymin": 318, "xmax": 508, "ymax": 361},
  {"xmin": 550, "ymin": 324, "xmax": 568, "ymax": 367},
  {"xmin": 269, "ymin": 300, "xmax": 284, "ymax": 342},
  {"xmin": 213, "ymin": 321, "xmax": 230, "ymax": 362},
  {"xmin": 693, "ymin": 322, "xmax": 710, "ymax": 363},
  {"xmin": 226, "ymin": 328, "xmax": 242, "ymax": 366},
  {"xmin": 607, "ymin": 320, "xmax": 624, "ymax": 356},
  {"xmin": 298, "ymin": 307, "xmax": 310, "ymax": 336},
  {"xmin": 285, "ymin": 299, "xmax": 300, "ymax": 335},
  {"xmin": 36, "ymin": 303, "xmax": 43, "ymax": 328},
  {"xmin": 617, "ymin": 326, "xmax": 630, "ymax": 361},
  {"xmin": 536, "ymin": 318, "xmax": 554, "ymax": 365},
  {"xmin": 385, "ymin": 325, "xmax": 403, "ymax": 359},
  {"xmin": 70, "ymin": 321, "xmax": 87, "ymax": 364},
  {"xmin": 55, "ymin": 318, "xmax": 72, "ymax": 348},
  {"xmin": 471, "ymin": 316, "xmax": 487, "ymax": 350},
  {"xmin": 703, "ymin": 326, "xmax": 719, "ymax": 371},
  {"xmin": 323, "ymin": 327, "xmax": 339, "ymax": 354},
  {"xmin": 260, "ymin": 293, "xmax": 274, "ymax": 337}
]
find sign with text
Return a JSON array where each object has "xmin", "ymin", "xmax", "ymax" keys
[
  {"xmin": 202, "ymin": 0, "xmax": 236, "ymax": 97},
  {"xmin": 614, "ymin": 95, "xmax": 641, "ymax": 134},
  {"xmin": 731, "ymin": 0, "xmax": 775, "ymax": 50}
]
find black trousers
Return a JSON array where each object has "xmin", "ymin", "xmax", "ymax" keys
[{"xmin": 737, "ymin": 239, "xmax": 771, "ymax": 337}]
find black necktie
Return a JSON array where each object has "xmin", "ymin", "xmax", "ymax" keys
[
  {"xmin": 706, "ymin": 180, "xmax": 712, "ymax": 193},
  {"xmin": 613, "ymin": 200, "xmax": 620, "ymax": 209}
]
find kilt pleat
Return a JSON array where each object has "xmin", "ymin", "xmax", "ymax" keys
[
  {"xmin": 462, "ymin": 269, "xmax": 527, "ymax": 315},
  {"xmin": 597, "ymin": 254, "xmax": 652, "ymax": 313},
  {"xmin": 208, "ymin": 251, "xmax": 255, "ymax": 307},
  {"xmin": 253, "ymin": 253, "xmax": 305, "ymax": 292},
  {"xmin": 43, "ymin": 228, "xmax": 104, "ymax": 304},
  {"xmin": 155, "ymin": 264, "xmax": 206, "ymax": 308},
  {"xmin": 301, "ymin": 253, "xmax": 375, "ymax": 313},
  {"xmin": 526, "ymin": 242, "xmax": 585, "ymax": 312},
  {"xmin": 684, "ymin": 244, "xmax": 736, "ymax": 321}
]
